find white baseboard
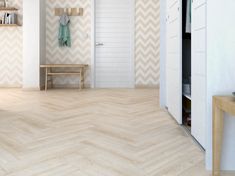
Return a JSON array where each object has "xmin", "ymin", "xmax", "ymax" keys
[
  {"xmin": 135, "ymin": 84, "xmax": 160, "ymax": 89},
  {"xmin": 40, "ymin": 84, "xmax": 91, "ymax": 90},
  {"xmin": 22, "ymin": 87, "xmax": 41, "ymax": 91},
  {"xmin": 0, "ymin": 84, "xmax": 22, "ymax": 88}
]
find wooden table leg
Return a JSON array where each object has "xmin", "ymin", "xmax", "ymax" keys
[
  {"xmin": 45, "ymin": 68, "xmax": 48, "ymax": 91},
  {"xmin": 213, "ymin": 100, "xmax": 224, "ymax": 176}
]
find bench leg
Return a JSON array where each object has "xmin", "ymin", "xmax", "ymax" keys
[
  {"xmin": 45, "ymin": 68, "xmax": 48, "ymax": 91},
  {"xmin": 79, "ymin": 70, "xmax": 82, "ymax": 90},
  {"xmin": 82, "ymin": 68, "xmax": 85, "ymax": 89},
  {"xmin": 50, "ymin": 68, "xmax": 53, "ymax": 88}
]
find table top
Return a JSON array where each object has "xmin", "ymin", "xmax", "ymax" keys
[
  {"xmin": 40, "ymin": 64, "xmax": 88, "ymax": 68},
  {"xmin": 213, "ymin": 96, "xmax": 235, "ymax": 116}
]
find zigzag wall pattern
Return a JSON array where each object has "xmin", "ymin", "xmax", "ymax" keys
[
  {"xmin": 0, "ymin": 0, "xmax": 22, "ymax": 87},
  {"xmin": 135, "ymin": 0, "xmax": 160, "ymax": 86},
  {"xmin": 0, "ymin": 0, "xmax": 160, "ymax": 87},
  {"xmin": 46, "ymin": 0, "xmax": 160, "ymax": 87},
  {"xmin": 46, "ymin": 0, "xmax": 91, "ymax": 86}
]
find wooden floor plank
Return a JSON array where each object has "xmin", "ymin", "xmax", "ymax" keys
[{"xmin": 0, "ymin": 88, "xmax": 233, "ymax": 176}]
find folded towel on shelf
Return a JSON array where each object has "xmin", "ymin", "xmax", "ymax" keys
[{"xmin": 58, "ymin": 14, "xmax": 71, "ymax": 47}]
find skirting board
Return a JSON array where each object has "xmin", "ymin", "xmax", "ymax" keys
[
  {"xmin": 0, "ymin": 84, "xmax": 22, "ymax": 88},
  {"xmin": 40, "ymin": 84, "xmax": 91, "ymax": 90},
  {"xmin": 0, "ymin": 85, "xmax": 41, "ymax": 91},
  {"xmin": 135, "ymin": 84, "xmax": 160, "ymax": 89},
  {"xmin": 22, "ymin": 87, "xmax": 41, "ymax": 91},
  {"xmin": 40, "ymin": 84, "xmax": 158, "ymax": 90}
]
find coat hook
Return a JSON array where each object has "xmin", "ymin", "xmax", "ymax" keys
[
  {"xmin": 68, "ymin": 8, "xmax": 72, "ymax": 15},
  {"xmin": 54, "ymin": 7, "xmax": 84, "ymax": 16}
]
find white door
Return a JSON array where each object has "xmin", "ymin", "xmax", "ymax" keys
[
  {"xmin": 166, "ymin": 0, "xmax": 182, "ymax": 124},
  {"xmin": 95, "ymin": 0, "xmax": 134, "ymax": 88},
  {"xmin": 191, "ymin": 0, "xmax": 207, "ymax": 148}
]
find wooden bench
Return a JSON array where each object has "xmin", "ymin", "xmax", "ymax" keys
[{"xmin": 40, "ymin": 64, "xmax": 88, "ymax": 90}]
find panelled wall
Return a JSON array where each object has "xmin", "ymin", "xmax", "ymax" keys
[
  {"xmin": 0, "ymin": 0, "xmax": 22, "ymax": 87},
  {"xmin": 1, "ymin": 0, "xmax": 160, "ymax": 88}
]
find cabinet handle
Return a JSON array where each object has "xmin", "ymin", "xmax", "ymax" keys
[{"xmin": 96, "ymin": 42, "xmax": 104, "ymax": 46}]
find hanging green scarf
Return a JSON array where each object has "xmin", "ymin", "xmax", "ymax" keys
[{"xmin": 58, "ymin": 14, "xmax": 71, "ymax": 47}]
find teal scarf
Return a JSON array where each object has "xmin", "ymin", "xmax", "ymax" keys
[{"xmin": 58, "ymin": 14, "xmax": 71, "ymax": 47}]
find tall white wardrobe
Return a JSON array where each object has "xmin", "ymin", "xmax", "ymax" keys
[
  {"xmin": 162, "ymin": 0, "xmax": 235, "ymax": 170},
  {"xmin": 165, "ymin": 0, "xmax": 207, "ymax": 148}
]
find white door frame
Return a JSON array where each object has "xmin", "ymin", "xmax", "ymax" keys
[{"xmin": 91, "ymin": 0, "xmax": 135, "ymax": 88}]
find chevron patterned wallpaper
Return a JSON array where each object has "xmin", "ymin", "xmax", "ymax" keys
[
  {"xmin": 45, "ymin": 0, "xmax": 160, "ymax": 87},
  {"xmin": 0, "ymin": 0, "xmax": 22, "ymax": 87},
  {"xmin": 135, "ymin": 0, "xmax": 160, "ymax": 87},
  {"xmin": 0, "ymin": 0, "xmax": 160, "ymax": 88},
  {"xmin": 46, "ymin": 0, "xmax": 91, "ymax": 86}
]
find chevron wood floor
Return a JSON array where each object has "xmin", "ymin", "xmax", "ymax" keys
[{"xmin": 0, "ymin": 88, "xmax": 233, "ymax": 176}]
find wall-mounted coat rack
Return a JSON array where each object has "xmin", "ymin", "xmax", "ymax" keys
[{"xmin": 54, "ymin": 8, "xmax": 83, "ymax": 16}]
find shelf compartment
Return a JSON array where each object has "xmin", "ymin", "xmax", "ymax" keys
[
  {"xmin": 183, "ymin": 93, "xmax": 191, "ymax": 100},
  {"xmin": 0, "ymin": 7, "xmax": 18, "ymax": 11},
  {"xmin": 0, "ymin": 24, "xmax": 21, "ymax": 27}
]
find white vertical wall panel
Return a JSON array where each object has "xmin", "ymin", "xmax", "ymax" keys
[
  {"xmin": 23, "ymin": 0, "xmax": 40, "ymax": 89},
  {"xmin": 160, "ymin": 0, "xmax": 167, "ymax": 107}
]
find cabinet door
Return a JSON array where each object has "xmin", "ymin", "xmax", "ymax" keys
[
  {"xmin": 191, "ymin": 0, "xmax": 207, "ymax": 148},
  {"xmin": 166, "ymin": 0, "xmax": 182, "ymax": 124}
]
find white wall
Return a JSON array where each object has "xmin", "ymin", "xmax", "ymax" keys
[
  {"xmin": 23, "ymin": 0, "xmax": 40, "ymax": 89},
  {"xmin": 206, "ymin": 0, "xmax": 235, "ymax": 170},
  {"xmin": 40, "ymin": 0, "xmax": 46, "ymax": 87},
  {"xmin": 160, "ymin": 0, "xmax": 166, "ymax": 107}
]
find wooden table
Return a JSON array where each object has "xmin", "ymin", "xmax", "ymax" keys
[
  {"xmin": 40, "ymin": 64, "xmax": 88, "ymax": 90},
  {"xmin": 213, "ymin": 96, "xmax": 235, "ymax": 176}
]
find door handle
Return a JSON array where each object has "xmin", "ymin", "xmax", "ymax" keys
[{"xmin": 96, "ymin": 42, "xmax": 104, "ymax": 46}]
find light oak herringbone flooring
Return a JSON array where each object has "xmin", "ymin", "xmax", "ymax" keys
[{"xmin": 0, "ymin": 89, "xmax": 232, "ymax": 176}]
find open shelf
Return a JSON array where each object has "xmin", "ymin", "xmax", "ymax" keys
[
  {"xmin": 0, "ymin": 7, "xmax": 20, "ymax": 27},
  {"xmin": 0, "ymin": 7, "xmax": 18, "ymax": 11},
  {"xmin": 182, "ymin": 123, "xmax": 191, "ymax": 132},
  {"xmin": 183, "ymin": 93, "xmax": 191, "ymax": 100},
  {"xmin": 182, "ymin": 94, "xmax": 191, "ymax": 133},
  {"xmin": 183, "ymin": 106, "xmax": 191, "ymax": 113},
  {"xmin": 0, "ymin": 24, "xmax": 21, "ymax": 27}
]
